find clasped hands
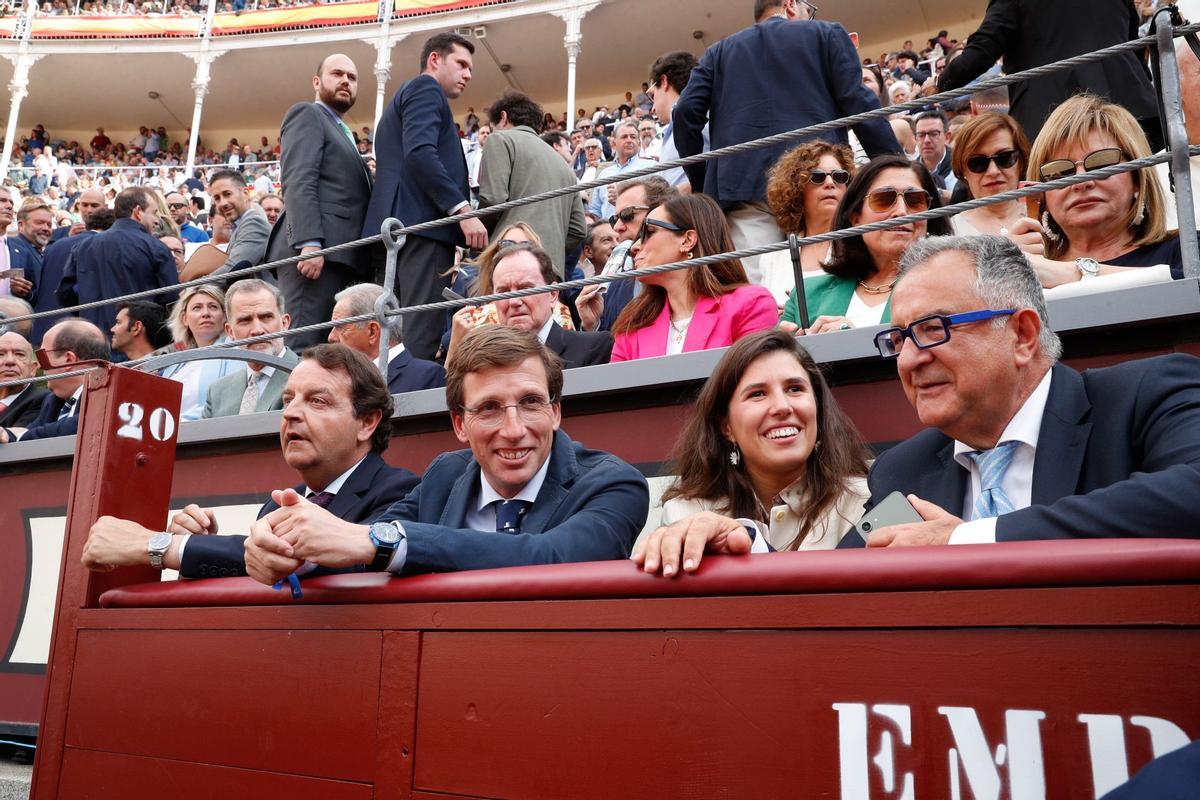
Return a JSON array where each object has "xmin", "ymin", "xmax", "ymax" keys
[{"xmin": 243, "ymin": 489, "xmax": 374, "ymax": 586}]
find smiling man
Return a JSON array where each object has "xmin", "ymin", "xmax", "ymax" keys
[
  {"xmin": 243, "ymin": 326, "xmax": 648, "ymax": 583},
  {"xmin": 82, "ymin": 344, "xmax": 418, "ymax": 577},
  {"xmin": 191, "ymin": 169, "xmax": 269, "ymax": 279}
]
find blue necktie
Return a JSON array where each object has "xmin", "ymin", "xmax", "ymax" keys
[
  {"xmin": 968, "ymin": 441, "xmax": 1019, "ymax": 520},
  {"xmin": 57, "ymin": 396, "xmax": 76, "ymax": 421},
  {"xmin": 494, "ymin": 499, "xmax": 530, "ymax": 533}
]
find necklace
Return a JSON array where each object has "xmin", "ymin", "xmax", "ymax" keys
[
  {"xmin": 857, "ymin": 277, "xmax": 897, "ymax": 294},
  {"xmin": 669, "ymin": 316, "xmax": 691, "ymax": 344}
]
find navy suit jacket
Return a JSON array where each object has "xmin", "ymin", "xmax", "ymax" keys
[
  {"xmin": 376, "ymin": 429, "xmax": 649, "ymax": 575},
  {"xmin": 362, "ymin": 73, "xmax": 469, "ymax": 246},
  {"xmin": 6, "ymin": 391, "xmax": 79, "ymax": 442},
  {"xmin": 0, "ymin": 385, "xmax": 49, "ymax": 428},
  {"xmin": 673, "ymin": 16, "xmax": 900, "ymax": 207},
  {"xmin": 388, "ymin": 348, "xmax": 446, "ymax": 394},
  {"xmin": 33, "ymin": 230, "xmax": 96, "ymax": 345},
  {"xmin": 1100, "ymin": 740, "xmax": 1200, "ymax": 800},
  {"xmin": 545, "ymin": 321, "xmax": 613, "ymax": 368},
  {"xmin": 7, "ymin": 234, "xmax": 44, "ymax": 307},
  {"xmin": 178, "ymin": 451, "xmax": 419, "ymax": 578},
  {"xmin": 840, "ymin": 356, "xmax": 1200, "ymax": 547}
]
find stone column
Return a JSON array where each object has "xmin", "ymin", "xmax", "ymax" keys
[
  {"xmin": 553, "ymin": 0, "xmax": 600, "ymax": 132},
  {"xmin": 185, "ymin": 50, "xmax": 223, "ymax": 174},
  {"xmin": 1, "ymin": 53, "xmax": 43, "ymax": 174}
]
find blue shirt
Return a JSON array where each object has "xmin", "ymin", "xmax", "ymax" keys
[
  {"xmin": 179, "ymin": 221, "xmax": 210, "ymax": 244},
  {"xmin": 587, "ymin": 155, "xmax": 652, "ymax": 222}
]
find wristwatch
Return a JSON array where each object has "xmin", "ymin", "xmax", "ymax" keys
[
  {"xmin": 1075, "ymin": 257, "xmax": 1100, "ymax": 279},
  {"xmin": 147, "ymin": 532, "xmax": 172, "ymax": 569},
  {"xmin": 367, "ymin": 521, "xmax": 404, "ymax": 572}
]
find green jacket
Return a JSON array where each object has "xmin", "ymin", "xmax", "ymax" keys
[{"xmin": 781, "ymin": 272, "xmax": 892, "ymax": 326}]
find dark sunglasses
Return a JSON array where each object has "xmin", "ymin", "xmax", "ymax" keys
[
  {"xmin": 965, "ymin": 149, "xmax": 1020, "ymax": 174},
  {"xmin": 608, "ymin": 205, "xmax": 650, "ymax": 227},
  {"xmin": 635, "ymin": 216, "xmax": 686, "ymax": 243},
  {"xmin": 865, "ymin": 187, "xmax": 931, "ymax": 213},
  {"xmin": 167, "ymin": 202, "xmax": 189, "ymax": 210},
  {"xmin": 496, "ymin": 239, "xmax": 523, "ymax": 249},
  {"xmin": 1039, "ymin": 147, "xmax": 1123, "ymax": 182},
  {"xmin": 808, "ymin": 169, "xmax": 851, "ymax": 185}
]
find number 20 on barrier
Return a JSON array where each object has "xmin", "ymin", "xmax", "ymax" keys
[{"xmin": 116, "ymin": 402, "xmax": 176, "ymax": 443}]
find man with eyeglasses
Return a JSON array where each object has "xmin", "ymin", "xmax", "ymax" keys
[
  {"xmin": 166, "ymin": 191, "xmax": 210, "ymax": 244},
  {"xmin": 587, "ymin": 121, "xmax": 652, "ymax": 223},
  {"xmin": 672, "ymin": 0, "xmax": 900, "ymax": 284},
  {"xmin": 242, "ymin": 326, "xmax": 648, "ymax": 583},
  {"xmin": 638, "ymin": 235, "xmax": 1200, "ymax": 574},
  {"xmin": 913, "ymin": 111, "xmax": 957, "ymax": 196}
]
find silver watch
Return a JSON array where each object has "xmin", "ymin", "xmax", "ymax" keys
[
  {"xmin": 1075, "ymin": 257, "xmax": 1100, "ymax": 278},
  {"xmin": 148, "ymin": 532, "xmax": 172, "ymax": 569}
]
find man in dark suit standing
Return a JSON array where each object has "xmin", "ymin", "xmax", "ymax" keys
[
  {"xmin": 269, "ymin": 54, "xmax": 377, "ymax": 351},
  {"xmin": 0, "ymin": 331, "xmax": 48, "ymax": 428},
  {"xmin": 3, "ymin": 198, "xmax": 49, "ymax": 305},
  {"xmin": 82, "ymin": 344, "xmax": 419, "ymax": 578},
  {"xmin": 327, "ymin": 282, "xmax": 446, "ymax": 393},
  {"xmin": 362, "ymin": 32, "xmax": 489, "ymax": 361},
  {"xmin": 34, "ymin": 193, "xmax": 110, "ymax": 345},
  {"xmin": 672, "ymin": 0, "xmax": 899, "ymax": 283},
  {"xmin": 445, "ymin": 245, "xmax": 613, "ymax": 369},
  {"xmin": 243, "ymin": 326, "xmax": 648, "ymax": 582}
]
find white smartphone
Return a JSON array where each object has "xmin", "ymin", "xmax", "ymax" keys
[{"xmin": 854, "ymin": 491, "xmax": 923, "ymax": 541}]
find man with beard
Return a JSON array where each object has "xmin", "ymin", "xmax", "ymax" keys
[
  {"xmin": 181, "ymin": 169, "xmax": 270, "ymax": 281},
  {"xmin": 268, "ymin": 54, "xmax": 377, "ymax": 351}
]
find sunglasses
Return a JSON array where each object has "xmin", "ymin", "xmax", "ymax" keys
[
  {"xmin": 635, "ymin": 216, "xmax": 686, "ymax": 244},
  {"xmin": 1039, "ymin": 147, "xmax": 1123, "ymax": 182},
  {"xmin": 965, "ymin": 149, "xmax": 1020, "ymax": 174},
  {"xmin": 808, "ymin": 169, "xmax": 851, "ymax": 185},
  {"xmin": 864, "ymin": 187, "xmax": 931, "ymax": 213},
  {"xmin": 608, "ymin": 205, "xmax": 650, "ymax": 227}
]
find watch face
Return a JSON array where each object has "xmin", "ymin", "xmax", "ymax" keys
[
  {"xmin": 371, "ymin": 522, "xmax": 400, "ymax": 546},
  {"xmin": 149, "ymin": 532, "xmax": 172, "ymax": 551}
]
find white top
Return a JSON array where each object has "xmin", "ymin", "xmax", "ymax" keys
[
  {"xmin": 948, "ymin": 369, "xmax": 1053, "ymax": 544},
  {"xmin": 758, "ymin": 250, "xmax": 830, "ymax": 306},
  {"xmin": 844, "ymin": 289, "xmax": 889, "ymax": 328},
  {"xmin": 664, "ymin": 315, "xmax": 692, "ymax": 356}
]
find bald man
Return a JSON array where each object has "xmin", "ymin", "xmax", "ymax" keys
[
  {"xmin": 35, "ymin": 192, "xmax": 113, "ymax": 346},
  {"xmin": 0, "ymin": 331, "xmax": 48, "ymax": 428}
]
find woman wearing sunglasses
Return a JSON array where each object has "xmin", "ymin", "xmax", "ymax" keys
[
  {"xmin": 609, "ymin": 194, "xmax": 777, "ymax": 362},
  {"xmin": 1017, "ymin": 94, "xmax": 1180, "ymax": 286},
  {"xmin": 635, "ymin": 329, "xmax": 870, "ymax": 563},
  {"xmin": 949, "ymin": 112, "xmax": 1033, "ymax": 237},
  {"xmin": 781, "ymin": 154, "xmax": 951, "ymax": 333},
  {"xmin": 759, "ymin": 142, "xmax": 857, "ymax": 307}
]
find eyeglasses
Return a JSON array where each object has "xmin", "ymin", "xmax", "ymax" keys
[
  {"xmin": 915, "ymin": 130, "xmax": 945, "ymax": 140},
  {"xmin": 635, "ymin": 216, "xmax": 686, "ymax": 244},
  {"xmin": 965, "ymin": 149, "xmax": 1020, "ymax": 174},
  {"xmin": 608, "ymin": 205, "xmax": 650, "ymax": 227},
  {"xmin": 461, "ymin": 395, "xmax": 555, "ymax": 427},
  {"xmin": 796, "ymin": 0, "xmax": 819, "ymax": 19},
  {"xmin": 873, "ymin": 309, "xmax": 1016, "ymax": 358},
  {"xmin": 167, "ymin": 202, "xmax": 189, "ymax": 210},
  {"xmin": 807, "ymin": 169, "xmax": 851, "ymax": 185},
  {"xmin": 1039, "ymin": 147, "xmax": 1123, "ymax": 182},
  {"xmin": 864, "ymin": 187, "xmax": 932, "ymax": 213},
  {"xmin": 496, "ymin": 239, "xmax": 523, "ymax": 249}
]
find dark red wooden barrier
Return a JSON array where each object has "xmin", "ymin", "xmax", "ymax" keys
[{"xmin": 26, "ymin": 366, "xmax": 1200, "ymax": 799}]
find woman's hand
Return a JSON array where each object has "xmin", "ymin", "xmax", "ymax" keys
[
  {"xmin": 1006, "ymin": 217, "xmax": 1046, "ymax": 256},
  {"xmin": 575, "ymin": 284, "xmax": 606, "ymax": 331},
  {"xmin": 806, "ymin": 315, "xmax": 856, "ymax": 335},
  {"xmin": 632, "ymin": 511, "xmax": 753, "ymax": 578}
]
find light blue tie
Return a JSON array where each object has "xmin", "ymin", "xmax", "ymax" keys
[{"xmin": 968, "ymin": 441, "xmax": 1018, "ymax": 520}]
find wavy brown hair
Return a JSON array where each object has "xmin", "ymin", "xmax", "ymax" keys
[
  {"xmin": 950, "ymin": 112, "xmax": 1030, "ymax": 184},
  {"xmin": 611, "ymin": 194, "xmax": 748, "ymax": 336},
  {"xmin": 468, "ymin": 221, "xmax": 543, "ymax": 295},
  {"xmin": 662, "ymin": 329, "xmax": 870, "ymax": 549},
  {"xmin": 766, "ymin": 141, "xmax": 855, "ymax": 235}
]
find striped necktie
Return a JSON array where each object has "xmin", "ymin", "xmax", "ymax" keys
[
  {"xmin": 968, "ymin": 441, "xmax": 1019, "ymax": 520},
  {"xmin": 57, "ymin": 396, "xmax": 77, "ymax": 421}
]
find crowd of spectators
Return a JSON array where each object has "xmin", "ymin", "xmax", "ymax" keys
[
  {"xmin": 0, "ymin": 7, "xmax": 1194, "ymax": 736},
  {"xmin": 1, "ymin": 0, "xmax": 358, "ymax": 17}
]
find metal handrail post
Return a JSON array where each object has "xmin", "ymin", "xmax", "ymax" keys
[{"xmin": 1156, "ymin": 10, "xmax": 1199, "ymax": 279}]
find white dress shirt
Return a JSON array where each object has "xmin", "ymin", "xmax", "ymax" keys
[{"xmin": 948, "ymin": 370, "xmax": 1053, "ymax": 544}]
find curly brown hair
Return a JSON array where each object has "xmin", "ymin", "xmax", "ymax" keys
[{"xmin": 765, "ymin": 141, "xmax": 856, "ymax": 235}]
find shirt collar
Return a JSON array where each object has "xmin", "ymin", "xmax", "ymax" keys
[
  {"xmin": 300, "ymin": 453, "xmax": 368, "ymax": 496},
  {"xmin": 386, "ymin": 341, "xmax": 406, "ymax": 362},
  {"xmin": 476, "ymin": 450, "xmax": 552, "ymax": 511},
  {"xmin": 536, "ymin": 316, "xmax": 555, "ymax": 344},
  {"xmin": 953, "ymin": 369, "xmax": 1053, "ymax": 464}
]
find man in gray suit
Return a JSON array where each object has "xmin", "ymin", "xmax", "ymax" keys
[
  {"xmin": 208, "ymin": 169, "xmax": 271, "ymax": 276},
  {"xmin": 478, "ymin": 91, "xmax": 586, "ymax": 277},
  {"xmin": 269, "ymin": 53, "xmax": 377, "ymax": 351},
  {"xmin": 202, "ymin": 279, "xmax": 298, "ymax": 418}
]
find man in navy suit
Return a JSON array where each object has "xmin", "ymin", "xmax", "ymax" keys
[
  {"xmin": 82, "ymin": 344, "xmax": 419, "ymax": 577},
  {"xmin": 327, "ymin": 282, "xmax": 445, "ymax": 393},
  {"xmin": 0, "ymin": 319, "xmax": 109, "ymax": 444},
  {"xmin": 3, "ymin": 198, "xmax": 49, "ymax": 304},
  {"xmin": 638, "ymin": 236, "xmax": 1200, "ymax": 575},
  {"xmin": 33, "ymin": 193, "xmax": 111, "ymax": 346},
  {"xmin": 362, "ymin": 32, "xmax": 489, "ymax": 361},
  {"xmin": 673, "ymin": 0, "xmax": 899, "ymax": 282},
  {"xmin": 244, "ymin": 326, "xmax": 648, "ymax": 582},
  {"xmin": 0, "ymin": 331, "xmax": 48, "ymax": 428}
]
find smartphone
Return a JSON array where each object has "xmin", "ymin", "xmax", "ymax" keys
[
  {"xmin": 1018, "ymin": 180, "xmax": 1041, "ymax": 220},
  {"xmin": 442, "ymin": 287, "xmax": 466, "ymax": 302},
  {"xmin": 854, "ymin": 491, "xmax": 922, "ymax": 541}
]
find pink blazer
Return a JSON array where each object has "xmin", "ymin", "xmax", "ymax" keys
[{"xmin": 610, "ymin": 284, "xmax": 779, "ymax": 362}]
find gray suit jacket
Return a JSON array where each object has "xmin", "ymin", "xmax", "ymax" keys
[
  {"xmin": 266, "ymin": 101, "xmax": 375, "ymax": 275},
  {"xmin": 478, "ymin": 125, "xmax": 586, "ymax": 276},
  {"xmin": 215, "ymin": 204, "xmax": 271, "ymax": 274},
  {"xmin": 201, "ymin": 348, "xmax": 299, "ymax": 418}
]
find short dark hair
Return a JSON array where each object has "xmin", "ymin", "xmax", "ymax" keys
[
  {"xmin": 541, "ymin": 131, "xmax": 570, "ymax": 149},
  {"xmin": 445, "ymin": 327, "xmax": 564, "ymax": 414},
  {"xmin": 615, "ymin": 175, "xmax": 676, "ymax": 209},
  {"xmin": 753, "ymin": 0, "xmax": 784, "ymax": 21},
  {"xmin": 117, "ymin": 300, "xmax": 171, "ymax": 349},
  {"xmin": 301, "ymin": 343, "xmax": 394, "ymax": 455},
  {"xmin": 113, "ymin": 187, "xmax": 154, "ymax": 219},
  {"xmin": 649, "ymin": 51, "xmax": 699, "ymax": 94},
  {"xmin": 914, "ymin": 110, "xmax": 949, "ymax": 131},
  {"xmin": 51, "ymin": 319, "xmax": 109, "ymax": 362},
  {"xmin": 208, "ymin": 168, "xmax": 246, "ymax": 188},
  {"xmin": 898, "ymin": 49, "xmax": 920, "ymax": 62},
  {"xmin": 420, "ymin": 32, "xmax": 474, "ymax": 72},
  {"xmin": 584, "ymin": 221, "xmax": 612, "ymax": 249},
  {"xmin": 86, "ymin": 207, "xmax": 115, "ymax": 231},
  {"xmin": 491, "ymin": 243, "xmax": 556, "ymax": 287},
  {"xmin": 486, "ymin": 90, "xmax": 545, "ymax": 132}
]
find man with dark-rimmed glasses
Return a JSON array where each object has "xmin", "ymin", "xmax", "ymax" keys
[{"xmin": 242, "ymin": 325, "xmax": 648, "ymax": 583}]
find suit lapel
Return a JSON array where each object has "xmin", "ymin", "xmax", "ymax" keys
[
  {"xmin": 388, "ymin": 349, "xmax": 411, "ymax": 388},
  {"xmin": 439, "ymin": 460, "xmax": 479, "ymax": 528},
  {"xmin": 685, "ymin": 295, "xmax": 720, "ymax": 350},
  {"xmin": 326, "ymin": 454, "xmax": 381, "ymax": 520},
  {"xmin": 257, "ymin": 368, "xmax": 289, "ymax": 413},
  {"xmin": 925, "ymin": 438, "xmax": 969, "ymax": 516},
  {"xmin": 1030, "ymin": 364, "xmax": 1092, "ymax": 505},
  {"xmin": 522, "ymin": 431, "xmax": 578, "ymax": 533},
  {"xmin": 638, "ymin": 306, "xmax": 671, "ymax": 356},
  {"xmin": 544, "ymin": 322, "xmax": 568, "ymax": 357},
  {"xmin": 318, "ymin": 103, "xmax": 372, "ymax": 188}
]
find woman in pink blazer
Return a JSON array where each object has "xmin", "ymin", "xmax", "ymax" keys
[{"xmin": 610, "ymin": 194, "xmax": 778, "ymax": 362}]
